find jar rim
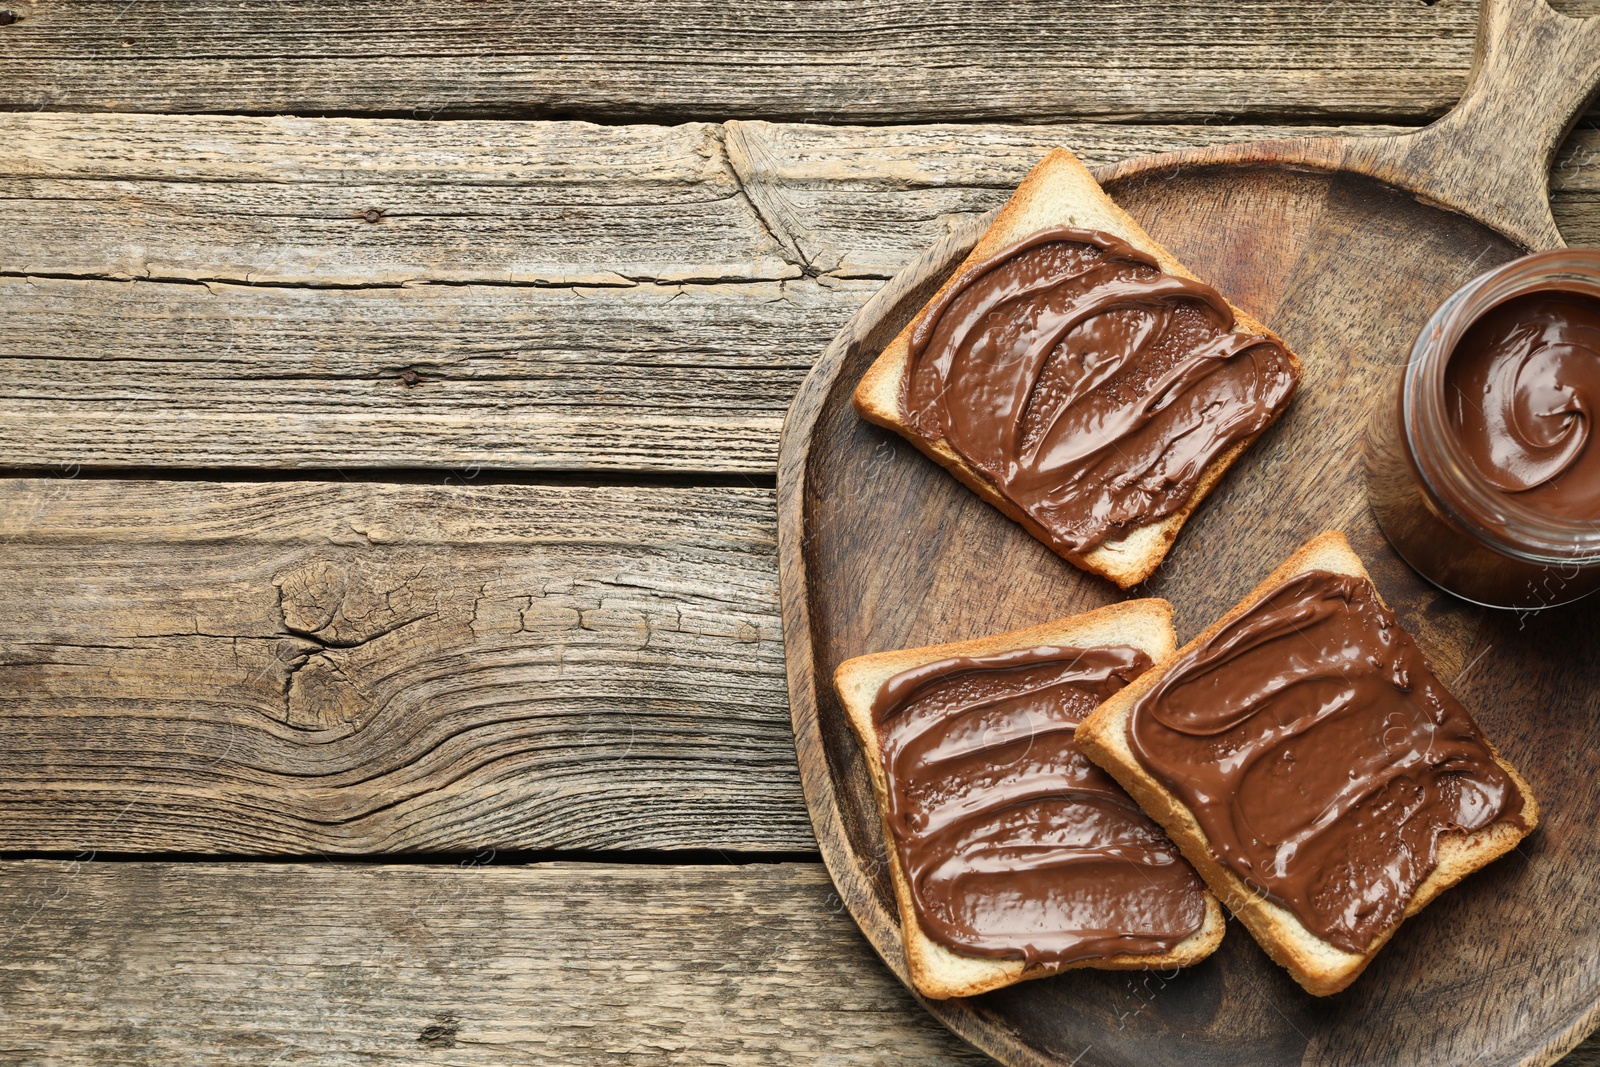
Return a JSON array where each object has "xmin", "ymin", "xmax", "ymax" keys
[{"xmin": 1402, "ymin": 248, "xmax": 1600, "ymax": 563}]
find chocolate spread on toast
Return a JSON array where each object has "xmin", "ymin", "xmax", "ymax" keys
[
  {"xmin": 900, "ymin": 226, "xmax": 1299, "ymax": 555},
  {"xmin": 1446, "ymin": 290, "xmax": 1600, "ymax": 521},
  {"xmin": 1126, "ymin": 569, "xmax": 1526, "ymax": 954},
  {"xmin": 872, "ymin": 644, "xmax": 1207, "ymax": 964}
]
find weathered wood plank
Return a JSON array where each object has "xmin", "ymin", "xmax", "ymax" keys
[
  {"xmin": 4, "ymin": 115, "xmax": 1418, "ymax": 286},
  {"xmin": 0, "ymin": 275, "xmax": 856, "ymax": 471},
  {"xmin": 12, "ymin": 115, "xmax": 1599, "ymax": 472},
  {"xmin": 0, "ymin": 477, "xmax": 806, "ymax": 853},
  {"xmin": 0, "ymin": 116, "xmax": 1395, "ymax": 472},
  {"xmin": 3, "ymin": 118, "xmax": 797, "ymax": 286},
  {"xmin": 0, "ymin": 860, "xmax": 989, "ymax": 1065},
  {"xmin": 0, "ymin": 0, "xmax": 1499, "ymax": 123},
  {"xmin": 0, "ymin": 858, "xmax": 1591, "ymax": 1065},
  {"xmin": 10, "ymin": 113, "xmax": 1594, "ymax": 289}
]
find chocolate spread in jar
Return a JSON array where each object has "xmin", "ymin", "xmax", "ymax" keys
[
  {"xmin": 873, "ymin": 643, "xmax": 1207, "ymax": 964},
  {"xmin": 900, "ymin": 227, "xmax": 1300, "ymax": 555},
  {"xmin": 1126, "ymin": 570, "xmax": 1526, "ymax": 955},
  {"xmin": 1445, "ymin": 290, "xmax": 1600, "ymax": 522}
]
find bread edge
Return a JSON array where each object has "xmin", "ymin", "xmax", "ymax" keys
[
  {"xmin": 832, "ymin": 598, "xmax": 1226, "ymax": 1000},
  {"xmin": 1074, "ymin": 530, "xmax": 1541, "ymax": 997}
]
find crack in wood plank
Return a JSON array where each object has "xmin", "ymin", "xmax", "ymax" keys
[{"xmin": 720, "ymin": 122, "xmax": 821, "ymax": 279}]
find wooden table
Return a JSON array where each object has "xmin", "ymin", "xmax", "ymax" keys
[{"xmin": 1, "ymin": 2, "xmax": 1597, "ymax": 1063}]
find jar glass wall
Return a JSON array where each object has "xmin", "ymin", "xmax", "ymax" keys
[{"xmin": 1365, "ymin": 249, "xmax": 1600, "ymax": 611}]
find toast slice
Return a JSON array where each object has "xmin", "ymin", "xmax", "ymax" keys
[
  {"xmin": 854, "ymin": 147, "xmax": 1302, "ymax": 588},
  {"xmin": 834, "ymin": 600, "xmax": 1226, "ymax": 1000},
  {"xmin": 1076, "ymin": 532, "xmax": 1539, "ymax": 996}
]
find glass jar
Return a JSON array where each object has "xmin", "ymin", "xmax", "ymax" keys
[{"xmin": 1365, "ymin": 249, "xmax": 1600, "ymax": 611}]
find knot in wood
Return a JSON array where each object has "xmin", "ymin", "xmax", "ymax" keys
[
  {"xmin": 416, "ymin": 1016, "xmax": 460, "ymax": 1049},
  {"xmin": 275, "ymin": 558, "xmax": 349, "ymax": 637},
  {"xmin": 273, "ymin": 555, "xmax": 436, "ymax": 648},
  {"xmin": 283, "ymin": 653, "xmax": 364, "ymax": 733}
]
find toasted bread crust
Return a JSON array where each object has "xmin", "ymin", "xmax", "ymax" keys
[
  {"xmin": 1075, "ymin": 531, "xmax": 1540, "ymax": 996},
  {"xmin": 832, "ymin": 599, "xmax": 1226, "ymax": 999},
  {"xmin": 853, "ymin": 148, "xmax": 1302, "ymax": 588}
]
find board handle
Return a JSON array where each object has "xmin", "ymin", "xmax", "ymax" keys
[{"xmin": 1349, "ymin": 0, "xmax": 1600, "ymax": 250}]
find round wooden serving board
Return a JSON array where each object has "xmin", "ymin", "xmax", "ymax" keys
[{"xmin": 776, "ymin": 2, "xmax": 1600, "ymax": 1065}]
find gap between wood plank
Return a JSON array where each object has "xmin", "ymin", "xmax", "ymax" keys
[
  {"xmin": 0, "ymin": 467, "xmax": 780, "ymax": 490},
  {"xmin": 0, "ymin": 105, "xmax": 1460, "ymax": 128},
  {"xmin": 0, "ymin": 846, "xmax": 820, "ymax": 865}
]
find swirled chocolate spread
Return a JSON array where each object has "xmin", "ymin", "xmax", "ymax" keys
[
  {"xmin": 1126, "ymin": 570, "xmax": 1527, "ymax": 955},
  {"xmin": 901, "ymin": 227, "xmax": 1300, "ymax": 554},
  {"xmin": 873, "ymin": 644, "xmax": 1207, "ymax": 964},
  {"xmin": 1446, "ymin": 291, "xmax": 1600, "ymax": 521}
]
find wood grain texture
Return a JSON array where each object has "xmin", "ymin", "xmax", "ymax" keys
[
  {"xmin": 0, "ymin": 860, "xmax": 989, "ymax": 1066},
  {"xmin": 0, "ymin": 477, "xmax": 807, "ymax": 853},
  {"xmin": 1340, "ymin": 0, "xmax": 1600, "ymax": 249},
  {"xmin": 0, "ymin": 275, "xmax": 861, "ymax": 472},
  {"xmin": 0, "ymin": 0, "xmax": 1506, "ymax": 122},
  {"xmin": 6, "ymin": 113, "xmax": 1599, "ymax": 471},
  {"xmin": 0, "ymin": 856, "xmax": 1593, "ymax": 1066},
  {"xmin": 4, "ymin": 115, "xmax": 1431, "ymax": 285},
  {"xmin": 779, "ymin": 4, "xmax": 1600, "ymax": 1062},
  {"xmin": 2, "ymin": 118, "xmax": 792, "ymax": 286}
]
